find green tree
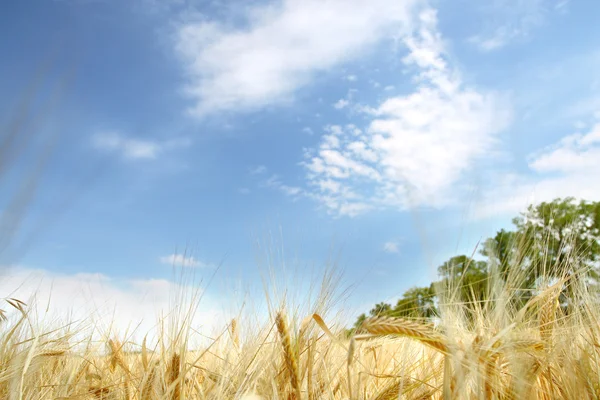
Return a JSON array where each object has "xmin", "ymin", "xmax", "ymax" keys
[
  {"xmin": 350, "ymin": 199, "xmax": 600, "ymax": 330},
  {"xmin": 436, "ymin": 255, "xmax": 489, "ymax": 306},
  {"xmin": 392, "ymin": 285, "xmax": 437, "ymax": 319},
  {"xmin": 481, "ymin": 228, "xmax": 531, "ymax": 306},
  {"xmin": 481, "ymin": 198, "xmax": 600, "ymax": 309},
  {"xmin": 369, "ymin": 302, "xmax": 392, "ymax": 317},
  {"xmin": 353, "ymin": 313, "xmax": 367, "ymax": 330},
  {"xmin": 512, "ymin": 198, "xmax": 600, "ymax": 283},
  {"xmin": 481, "ymin": 229, "xmax": 520, "ymax": 277}
]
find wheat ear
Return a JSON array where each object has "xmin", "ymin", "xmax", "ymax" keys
[
  {"xmin": 275, "ymin": 311, "xmax": 302, "ymax": 400},
  {"xmin": 362, "ymin": 317, "xmax": 448, "ymax": 353},
  {"xmin": 168, "ymin": 353, "xmax": 182, "ymax": 400},
  {"xmin": 108, "ymin": 339, "xmax": 131, "ymax": 375}
]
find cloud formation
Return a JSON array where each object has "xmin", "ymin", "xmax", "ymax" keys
[
  {"xmin": 302, "ymin": 8, "xmax": 511, "ymax": 216},
  {"xmin": 173, "ymin": 0, "xmax": 422, "ymax": 116},
  {"xmin": 92, "ymin": 132, "xmax": 190, "ymax": 160},
  {"xmin": 160, "ymin": 253, "xmax": 206, "ymax": 268},
  {"xmin": 383, "ymin": 241, "xmax": 400, "ymax": 253},
  {"xmin": 469, "ymin": 0, "xmax": 567, "ymax": 51},
  {"xmin": 475, "ymin": 118, "xmax": 600, "ymax": 218}
]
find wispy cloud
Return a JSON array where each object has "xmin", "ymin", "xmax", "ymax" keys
[
  {"xmin": 529, "ymin": 124, "xmax": 600, "ymax": 173},
  {"xmin": 383, "ymin": 241, "xmax": 400, "ymax": 253},
  {"xmin": 332, "ymin": 89, "xmax": 359, "ymax": 111},
  {"xmin": 249, "ymin": 165, "xmax": 268, "ymax": 175},
  {"xmin": 475, "ymin": 117, "xmax": 600, "ymax": 218},
  {"xmin": 173, "ymin": 0, "xmax": 422, "ymax": 116},
  {"xmin": 301, "ymin": 8, "xmax": 511, "ymax": 216},
  {"xmin": 92, "ymin": 132, "xmax": 190, "ymax": 160},
  {"xmin": 263, "ymin": 174, "xmax": 303, "ymax": 199},
  {"xmin": 469, "ymin": 0, "xmax": 567, "ymax": 51},
  {"xmin": 160, "ymin": 253, "xmax": 206, "ymax": 268},
  {"xmin": 302, "ymin": 127, "xmax": 314, "ymax": 135},
  {"xmin": 333, "ymin": 99, "xmax": 350, "ymax": 110}
]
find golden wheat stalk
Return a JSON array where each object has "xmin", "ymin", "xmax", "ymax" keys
[
  {"xmin": 142, "ymin": 335, "xmax": 149, "ymax": 372},
  {"xmin": 306, "ymin": 336, "xmax": 315, "ymax": 400},
  {"xmin": 89, "ymin": 385, "xmax": 111, "ymax": 399},
  {"xmin": 168, "ymin": 353, "xmax": 182, "ymax": 400},
  {"xmin": 347, "ymin": 336, "xmax": 356, "ymax": 400},
  {"xmin": 275, "ymin": 311, "xmax": 302, "ymax": 400},
  {"xmin": 483, "ymin": 355, "xmax": 497, "ymax": 400},
  {"xmin": 123, "ymin": 376, "xmax": 131, "ymax": 400},
  {"xmin": 578, "ymin": 356, "xmax": 600, "ymax": 397},
  {"xmin": 36, "ymin": 349, "xmax": 67, "ymax": 357},
  {"xmin": 539, "ymin": 291, "xmax": 560, "ymax": 345},
  {"xmin": 71, "ymin": 359, "xmax": 90, "ymax": 388},
  {"xmin": 108, "ymin": 339, "xmax": 130, "ymax": 375},
  {"xmin": 141, "ymin": 361, "xmax": 158, "ymax": 400},
  {"xmin": 443, "ymin": 354, "xmax": 455, "ymax": 400},
  {"xmin": 373, "ymin": 378, "xmax": 413, "ymax": 400},
  {"xmin": 373, "ymin": 381, "xmax": 400, "ymax": 400},
  {"xmin": 362, "ymin": 317, "xmax": 448, "ymax": 354},
  {"xmin": 230, "ymin": 318, "xmax": 240, "ymax": 349}
]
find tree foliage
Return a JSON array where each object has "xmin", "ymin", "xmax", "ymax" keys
[
  {"xmin": 369, "ymin": 302, "xmax": 392, "ymax": 317},
  {"xmin": 513, "ymin": 197, "xmax": 600, "ymax": 281},
  {"xmin": 437, "ymin": 255, "xmax": 489, "ymax": 308},
  {"xmin": 392, "ymin": 285, "xmax": 437, "ymax": 319},
  {"xmin": 353, "ymin": 198, "xmax": 600, "ymax": 328}
]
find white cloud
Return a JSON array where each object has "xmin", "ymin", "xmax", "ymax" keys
[
  {"xmin": 337, "ymin": 202, "xmax": 372, "ymax": 217},
  {"xmin": 280, "ymin": 185, "xmax": 302, "ymax": 196},
  {"xmin": 475, "ymin": 119, "xmax": 600, "ymax": 218},
  {"xmin": 316, "ymin": 179, "xmax": 342, "ymax": 193},
  {"xmin": 345, "ymin": 74, "xmax": 358, "ymax": 82},
  {"xmin": 173, "ymin": 0, "xmax": 422, "ymax": 116},
  {"xmin": 469, "ymin": 0, "xmax": 566, "ymax": 51},
  {"xmin": 332, "ymin": 89, "xmax": 359, "ymax": 111},
  {"xmin": 529, "ymin": 124, "xmax": 600, "ymax": 173},
  {"xmin": 333, "ymin": 99, "xmax": 350, "ymax": 110},
  {"xmin": 469, "ymin": 33, "xmax": 511, "ymax": 52},
  {"xmin": 93, "ymin": 132, "xmax": 159, "ymax": 159},
  {"xmin": 383, "ymin": 241, "xmax": 400, "ymax": 253},
  {"xmin": 302, "ymin": 127, "xmax": 314, "ymax": 135},
  {"xmin": 0, "ymin": 267, "xmax": 225, "ymax": 342},
  {"xmin": 249, "ymin": 165, "xmax": 268, "ymax": 175},
  {"xmin": 302, "ymin": 8, "xmax": 511, "ymax": 216},
  {"xmin": 160, "ymin": 253, "xmax": 206, "ymax": 268},
  {"xmin": 92, "ymin": 132, "xmax": 190, "ymax": 160},
  {"xmin": 263, "ymin": 174, "xmax": 303, "ymax": 199}
]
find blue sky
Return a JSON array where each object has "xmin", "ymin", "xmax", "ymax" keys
[{"xmin": 1, "ymin": 0, "xmax": 600, "ymax": 331}]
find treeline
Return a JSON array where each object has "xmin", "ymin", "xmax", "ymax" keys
[{"xmin": 353, "ymin": 197, "xmax": 600, "ymax": 330}]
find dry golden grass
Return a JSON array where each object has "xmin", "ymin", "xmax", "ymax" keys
[{"xmin": 1, "ymin": 251, "xmax": 599, "ymax": 399}]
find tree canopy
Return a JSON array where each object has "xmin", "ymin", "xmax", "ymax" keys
[{"xmin": 352, "ymin": 198, "xmax": 600, "ymax": 330}]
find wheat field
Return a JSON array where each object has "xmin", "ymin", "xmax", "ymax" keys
[{"xmin": 1, "ymin": 248, "xmax": 599, "ymax": 400}]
